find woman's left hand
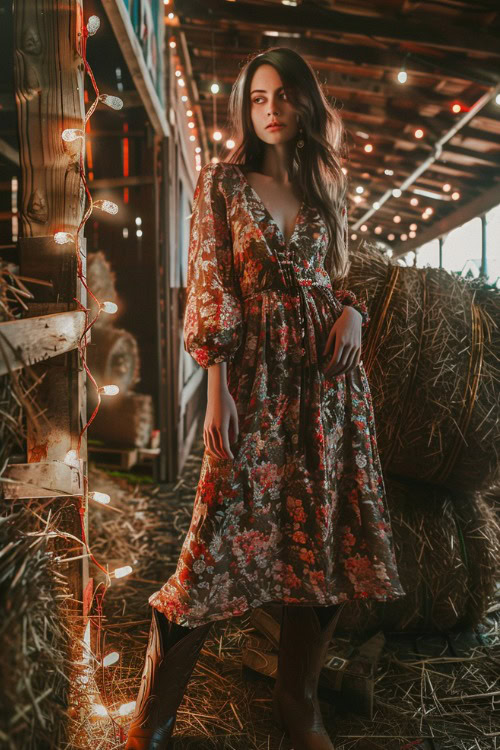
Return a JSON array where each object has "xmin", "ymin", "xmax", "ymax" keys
[{"xmin": 322, "ymin": 306, "xmax": 362, "ymax": 379}]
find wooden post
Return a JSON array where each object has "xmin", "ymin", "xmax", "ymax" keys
[{"xmin": 13, "ymin": 0, "xmax": 89, "ymax": 614}]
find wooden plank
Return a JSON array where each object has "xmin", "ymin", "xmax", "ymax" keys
[
  {"xmin": 100, "ymin": 0, "xmax": 169, "ymax": 138},
  {"xmin": 2, "ymin": 459, "xmax": 84, "ymax": 499},
  {"xmin": 0, "ymin": 310, "xmax": 86, "ymax": 375}
]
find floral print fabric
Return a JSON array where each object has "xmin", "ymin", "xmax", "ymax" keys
[{"xmin": 148, "ymin": 162, "xmax": 406, "ymax": 626}]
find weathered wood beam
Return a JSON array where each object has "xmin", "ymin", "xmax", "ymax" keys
[
  {"xmin": 2, "ymin": 459, "xmax": 84, "ymax": 500},
  {"xmin": 100, "ymin": 0, "xmax": 169, "ymax": 137},
  {"xmin": 0, "ymin": 310, "xmax": 86, "ymax": 376},
  {"xmin": 176, "ymin": 0, "xmax": 500, "ymax": 59}
]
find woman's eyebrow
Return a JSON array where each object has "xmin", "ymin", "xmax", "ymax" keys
[{"xmin": 250, "ymin": 86, "xmax": 285, "ymax": 94}]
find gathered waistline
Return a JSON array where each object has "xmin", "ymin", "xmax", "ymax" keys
[{"xmin": 242, "ymin": 281, "xmax": 333, "ymax": 303}]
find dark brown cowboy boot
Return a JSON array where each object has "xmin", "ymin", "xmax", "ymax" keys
[
  {"xmin": 272, "ymin": 602, "xmax": 347, "ymax": 750},
  {"xmin": 125, "ymin": 607, "xmax": 213, "ymax": 750}
]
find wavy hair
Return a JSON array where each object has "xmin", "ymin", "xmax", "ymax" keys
[{"xmin": 226, "ymin": 46, "xmax": 350, "ymax": 283}]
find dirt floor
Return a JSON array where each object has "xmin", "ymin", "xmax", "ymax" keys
[{"xmin": 86, "ymin": 432, "xmax": 500, "ymax": 750}]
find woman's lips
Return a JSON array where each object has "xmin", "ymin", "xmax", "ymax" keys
[{"xmin": 266, "ymin": 124, "xmax": 284, "ymax": 131}]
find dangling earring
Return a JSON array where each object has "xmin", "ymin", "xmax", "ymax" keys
[{"xmin": 296, "ymin": 126, "xmax": 304, "ymax": 149}]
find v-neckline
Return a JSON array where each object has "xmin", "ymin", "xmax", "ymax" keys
[{"xmin": 235, "ymin": 165, "xmax": 304, "ymax": 251}]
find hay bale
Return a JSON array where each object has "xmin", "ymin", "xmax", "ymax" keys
[
  {"xmin": 86, "ymin": 326, "xmax": 141, "ymax": 408},
  {"xmin": 336, "ymin": 476, "xmax": 500, "ymax": 637},
  {"xmin": 87, "ymin": 251, "xmax": 121, "ymax": 327},
  {"xmin": 347, "ymin": 239, "xmax": 499, "ymax": 494},
  {"xmin": 89, "ymin": 392, "xmax": 154, "ymax": 448}
]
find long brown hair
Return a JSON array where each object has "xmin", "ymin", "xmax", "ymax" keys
[{"xmin": 226, "ymin": 46, "xmax": 350, "ymax": 283}]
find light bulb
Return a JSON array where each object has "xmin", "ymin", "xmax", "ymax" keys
[
  {"xmin": 398, "ymin": 70, "xmax": 407, "ymax": 83},
  {"xmin": 213, "ymin": 131, "xmax": 222, "ymax": 141},
  {"xmin": 211, "ymin": 83, "xmax": 220, "ymax": 94},
  {"xmin": 64, "ymin": 449, "xmax": 80, "ymax": 468},
  {"xmin": 92, "ymin": 704, "xmax": 108, "ymax": 717},
  {"xmin": 102, "ymin": 651, "xmax": 119, "ymax": 667},
  {"xmin": 114, "ymin": 565, "xmax": 133, "ymax": 578},
  {"xmin": 373, "ymin": 201, "xmax": 380, "ymax": 209},
  {"xmin": 62, "ymin": 128, "xmax": 84, "ymax": 142},
  {"xmin": 355, "ymin": 186, "xmax": 364, "ymax": 194},
  {"xmin": 119, "ymin": 701, "xmax": 136, "ymax": 716},
  {"xmin": 392, "ymin": 188, "xmax": 402, "ymax": 198},
  {"xmin": 89, "ymin": 491, "xmax": 111, "ymax": 504},
  {"xmin": 393, "ymin": 215, "xmax": 401, "ymax": 223},
  {"xmin": 101, "ymin": 301, "xmax": 118, "ymax": 314},
  {"xmin": 99, "ymin": 384, "xmax": 120, "ymax": 396},
  {"xmin": 99, "ymin": 94, "xmax": 123, "ymax": 110},
  {"xmin": 360, "ymin": 224, "xmax": 367, "ymax": 232},
  {"xmin": 87, "ymin": 15, "xmax": 100, "ymax": 35},
  {"xmin": 93, "ymin": 199, "xmax": 118, "ymax": 214},
  {"xmin": 54, "ymin": 231, "xmax": 74, "ymax": 245}
]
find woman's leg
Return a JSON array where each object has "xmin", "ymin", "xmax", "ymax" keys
[
  {"xmin": 125, "ymin": 608, "xmax": 213, "ymax": 750},
  {"xmin": 272, "ymin": 602, "xmax": 346, "ymax": 750}
]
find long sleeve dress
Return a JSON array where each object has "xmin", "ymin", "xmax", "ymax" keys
[{"xmin": 148, "ymin": 161, "xmax": 406, "ymax": 627}]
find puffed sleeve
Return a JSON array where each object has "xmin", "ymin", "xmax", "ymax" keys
[
  {"xmin": 333, "ymin": 202, "xmax": 370, "ymax": 329},
  {"xmin": 183, "ymin": 163, "xmax": 244, "ymax": 368}
]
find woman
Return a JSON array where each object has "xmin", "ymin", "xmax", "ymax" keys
[{"xmin": 126, "ymin": 47, "xmax": 406, "ymax": 750}]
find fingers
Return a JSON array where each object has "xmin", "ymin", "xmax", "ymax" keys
[
  {"xmin": 324, "ymin": 345, "xmax": 361, "ymax": 378},
  {"xmin": 204, "ymin": 426, "xmax": 236, "ymax": 460}
]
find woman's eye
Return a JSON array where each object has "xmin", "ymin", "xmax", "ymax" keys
[{"xmin": 252, "ymin": 92, "xmax": 287, "ymax": 104}]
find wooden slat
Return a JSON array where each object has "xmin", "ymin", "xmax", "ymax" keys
[
  {"xmin": 2, "ymin": 459, "xmax": 84, "ymax": 500},
  {"xmin": 100, "ymin": 0, "xmax": 169, "ymax": 138},
  {"xmin": 0, "ymin": 310, "xmax": 86, "ymax": 375}
]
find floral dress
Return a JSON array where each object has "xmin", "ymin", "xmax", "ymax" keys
[{"xmin": 148, "ymin": 162, "xmax": 406, "ymax": 627}]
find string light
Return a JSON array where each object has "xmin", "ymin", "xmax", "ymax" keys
[
  {"xmin": 86, "ymin": 15, "xmax": 100, "ymax": 35},
  {"xmin": 119, "ymin": 702, "xmax": 136, "ymax": 716},
  {"xmin": 355, "ymin": 186, "xmax": 364, "ymax": 194},
  {"xmin": 101, "ymin": 298, "xmax": 118, "ymax": 312},
  {"xmin": 443, "ymin": 183, "xmax": 451, "ymax": 192},
  {"xmin": 393, "ymin": 215, "xmax": 401, "ymax": 223},
  {"xmin": 388, "ymin": 233, "xmax": 395, "ymax": 240},
  {"xmin": 364, "ymin": 144, "xmax": 373, "ymax": 153},
  {"xmin": 54, "ymin": 231, "xmax": 75, "ymax": 244},
  {"xmin": 93, "ymin": 199, "xmax": 119, "ymax": 214},
  {"xmin": 99, "ymin": 384, "xmax": 120, "ymax": 395},
  {"xmin": 410, "ymin": 223, "xmax": 417, "ymax": 231},
  {"xmin": 392, "ymin": 188, "xmax": 402, "ymax": 197},
  {"xmin": 102, "ymin": 651, "xmax": 120, "ymax": 667},
  {"xmin": 360, "ymin": 224, "xmax": 368, "ymax": 232},
  {"xmin": 414, "ymin": 128, "xmax": 424, "ymax": 139},
  {"xmin": 114, "ymin": 565, "xmax": 133, "ymax": 579},
  {"xmin": 89, "ymin": 491, "xmax": 111, "ymax": 504},
  {"xmin": 410, "ymin": 197, "xmax": 419, "ymax": 206},
  {"xmin": 213, "ymin": 131, "xmax": 222, "ymax": 141},
  {"xmin": 374, "ymin": 226, "xmax": 382, "ymax": 234},
  {"xmin": 384, "ymin": 169, "xmax": 394, "ymax": 176},
  {"xmin": 99, "ymin": 94, "xmax": 123, "ymax": 110},
  {"xmin": 451, "ymin": 191, "xmax": 460, "ymax": 200},
  {"xmin": 62, "ymin": 128, "xmax": 85, "ymax": 142},
  {"xmin": 210, "ymin": 83, "xmax": 220, "ymax": 94}
]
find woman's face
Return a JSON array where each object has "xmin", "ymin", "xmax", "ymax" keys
[{"xmin": 249, "ymin": 64, "xmax": 299, "ymax": 145}]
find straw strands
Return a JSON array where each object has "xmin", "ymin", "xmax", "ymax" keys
[{"xmin": 347, "ymin": 239, "xmax": 500, "ymax": 494}]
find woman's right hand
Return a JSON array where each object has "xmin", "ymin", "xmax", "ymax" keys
[{"xmin": 204, "ymin": 383, "xmax": 239, "ymax": 460}]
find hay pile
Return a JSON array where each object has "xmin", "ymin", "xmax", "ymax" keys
[{"xmin": 348, "ymin": 239, "xmax": 499, "ymax": 495}]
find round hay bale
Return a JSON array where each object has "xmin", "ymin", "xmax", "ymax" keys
[
  {"xmin": 87, "ymin": 251, "xmax": 121, "ymax": 327},
  {"xmin": 346, "ymin": 239, "xmax": 500, "ymax": 494},
  {"xmin": 336, "ymin": 475, "xmax": 500, "ymax": 637},
  {"xmin": 86, "ymin": 326, "xmax": 140, "ymax": 406}
]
